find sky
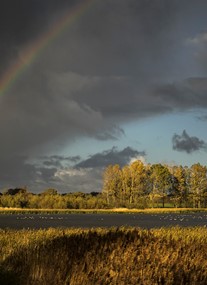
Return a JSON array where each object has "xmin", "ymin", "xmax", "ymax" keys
[{"xmin": 0, "ymin": 0, "xmax": 207, "ymax": 193}]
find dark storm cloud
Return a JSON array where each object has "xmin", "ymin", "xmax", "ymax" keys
[
  {"xmin": 1, "ymin": 0, "xmax": 207, "ymax": 191},
  {"xmin": 0, "ymin": 0, "xmax": 79, "ymax": 74},
  {"xmin": 37, "ymin": 167, "xmax": 57, "ymax": 183},
  {"xmin": 0, "ymin": 156, "xmax": 36, "ymax": 187},
  {"xmin": 153, "ymin": 77, "xmax": 207, "ymax": 111},
  {"xmin": 1, "ymin": 0, "xmax": 206, "ymax": 158},
  {"xmin": 172, "ymin": 130, "xmax": 207, "ymax": 154},
  {"xmin": 0, "ymin": 155, "xmax": 54, "ymax": 193},
  {"xmin": 0, "ymin": 0, "xmax": 178, "ymax": 157},
  {"xmin": 76, "ymin": 147, "xmax": 146, "ymax": 168}
]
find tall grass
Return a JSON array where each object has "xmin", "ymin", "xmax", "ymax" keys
[{"xmin": 0, "ymin": 227, "xmax": 207, "ymax": 284}]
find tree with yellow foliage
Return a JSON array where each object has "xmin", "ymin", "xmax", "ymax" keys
[{"xmin": 189, "ymin": 163, "xmax": 207, "ymax": 208}]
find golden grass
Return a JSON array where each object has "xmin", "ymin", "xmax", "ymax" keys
[
  {"xmin": 1, "ymin": 207, "xmax": 207, "ymax": 214},
  {"xmin": 0, "ymin": 227, "xmax": 207, "ymax": 285}
]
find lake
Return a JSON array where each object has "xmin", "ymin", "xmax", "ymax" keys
[{"xmin": 0, "ymin": 212, "xmax": 207, "ymax": 229}]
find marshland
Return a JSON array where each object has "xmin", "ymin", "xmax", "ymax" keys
[{"xmin": 1, "ymin": 227, "xmax": 207, "ymax": 285}]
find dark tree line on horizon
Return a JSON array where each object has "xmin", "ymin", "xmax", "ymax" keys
[{"xmin": 0, "ymin": 161, "xmax": 207, "ymax": 209}]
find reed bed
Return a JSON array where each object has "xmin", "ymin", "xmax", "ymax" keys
[{"xmin": 0, "ymin": 227, "xmax": 207, "ymax": 284}]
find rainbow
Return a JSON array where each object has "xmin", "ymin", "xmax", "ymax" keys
[{"xmin": 0, "ymin": 0, "xmax": 95, "ymax": 96}]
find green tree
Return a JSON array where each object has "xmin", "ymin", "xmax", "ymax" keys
[
  {"xmin": 1, "ymin": 187, "xmax": 29, "ymax": 208},
  {"xmin": 14, "ymin": 192, "xmax": 29, "ymax": 208},
  {"xmin": 169, "ymin": 165, "xmax": 188, "ymax": 207},
  {"xmin": 150, "ymin": 164, "xmax": 172, "ymax": 208}
]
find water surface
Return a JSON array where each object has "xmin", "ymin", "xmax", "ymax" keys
[{"xmin": 0, "ymin": 212, "xmax": 207, "ymax": 229}]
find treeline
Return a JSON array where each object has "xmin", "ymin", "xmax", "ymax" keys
[
  {"xmin": 0, "ymin": 161, "xmax": 207, "ymax": 209},
  {"xmin": 102, "ymin": 161, "xmax": 207, "ymax": 208},
  {"xmin": 0, "ymin": 189, "xmax": 107, "ymax": 209}
]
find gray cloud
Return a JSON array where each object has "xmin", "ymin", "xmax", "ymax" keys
[
  {"xmin": 187, "ymin": 31, "xmax": 207, "ymax": 72},
  {"xmin": 0, "ymin": 155, "xmax": 48, "ymax": 192},
  {"xmin": 37, "ymin": 167, "xmax": 57, "ymax": 183},
  {"xmin": 76, "ymin": 147, "xmax": 146, "ymax": 168},
  {"xmin": 0, "ymin": 156, "xmax": 36, "ymax": 187},
  {"xmin": 172, "ymin": 130, "xmax": 207, "ymax": 154},
  {"xmin": 153, "ymin": 77, "xmax": 207, "ymax": 111},
  {"xmin": 54, "ymin": 167, "xmax": 103, "ymax": 193},
  {"xmin": 42, "ymin": 155, "xmax": 81, "ymax": 168}
]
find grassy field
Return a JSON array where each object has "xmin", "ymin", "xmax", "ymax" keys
[
  {"xmin": 0, "ymin": 227, "xmax": 207, "ymax": 285},
  {"xmin": 1, "ymin": 207, "xmax": 207, "ymax": 215}
]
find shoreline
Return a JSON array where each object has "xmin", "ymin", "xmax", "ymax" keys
[{"xmin": 1, "ymin": 207, "xmax": 207, "ymax": 215}]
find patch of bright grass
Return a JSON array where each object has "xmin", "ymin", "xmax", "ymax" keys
[{"xmin": 0, "ymin": 207, "xmax": 207, "ymax": 215}]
